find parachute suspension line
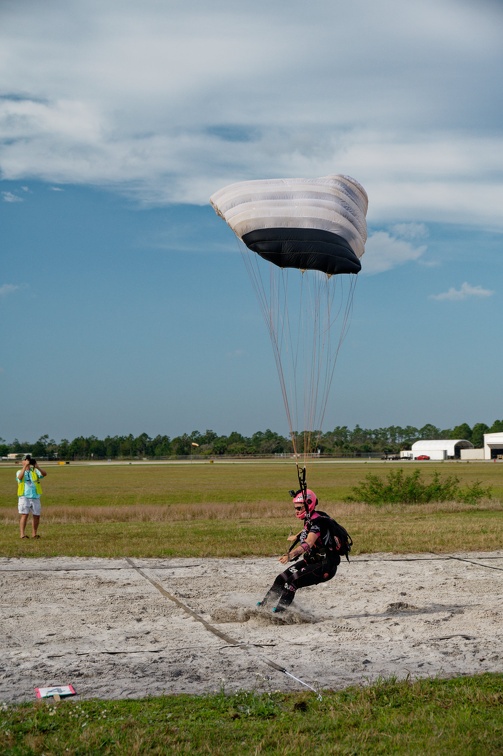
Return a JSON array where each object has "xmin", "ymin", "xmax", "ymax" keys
[
  {"xmin": 237, "ymin": 241, "xmax": 358, "ymax": 473},
  {"xmin": 308, "ymin": 272, "xmax": 331, "ymax": 458},
  {"xmin": 282, "ymin": 270, "xmax": 323, "ymax": 466},
  {"xmin": 308, "ymin": 274, "xmax": 332, "ymax": 456},
  {"xmin": 302, "ymin": 274, "xmax": 320, "ymax": 464},
  {"xmin": 316, "ymin": 274, "xmax": 358, "ymax": 436},
  {"xmin": 288, "ymin": 271, "xmax": 305, "ymax": 460},
  {"xmin": 280, "ymin": 269, "xmax": 302, "ymax": 458},
  {"xmin": 239, "ymin": 244, "xmax": 299, "ymax": 456},
  {"xmin": 268, "ymin": 267, "xmax": 299, "ymax": 455},
  {"xmin": 299, "ymin": 273, "xmax": 356, "ymax": 468}
]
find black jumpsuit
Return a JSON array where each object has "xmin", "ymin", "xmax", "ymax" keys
[{"xmin": 260, "ymin": 511, "xmax": 340, "ymax": 612}]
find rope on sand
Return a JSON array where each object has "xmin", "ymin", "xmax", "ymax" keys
[
  {"xmin": 125, "ymin": 557, "xmax": 322, "ymax": 698},
  {"xmin": 429, "ymin": 552, "xmax": 503, "ymax": 572}
]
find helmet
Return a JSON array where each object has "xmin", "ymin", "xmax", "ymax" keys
[{"xmin": 292, "ymin": 489, "xmax": 318, "ymax": 519}]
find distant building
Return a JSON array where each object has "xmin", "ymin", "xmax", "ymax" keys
[
  {"xmin": 401, "ymin": 439, "xmax": 474, "ymax": 461},
  {"xmin": 460, "ymin": 447, "xmax": 485, "ymax": 460},
  {"xmin": 483, "ymin": 432, "xmax": 503, "ymax": 460},
  {"xmin": 400, "ymin": 435, "xmax": 503, "ymax": 461}
]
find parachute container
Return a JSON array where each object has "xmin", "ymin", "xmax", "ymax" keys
[{"xmin": 210, "ymin": 174, "xmax": 368, "ymax": 275}]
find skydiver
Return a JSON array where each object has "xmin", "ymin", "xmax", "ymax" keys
[{"xmin": 257, "ymin": 489, "xmax": 349, "ymax": 613}]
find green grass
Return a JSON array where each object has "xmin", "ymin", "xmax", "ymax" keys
[
  {"xmin": 1, "ymin": 461, "xmax": 502, "ymax": 557},
  {"xmin": 2, "ymin": 459, "xmax": 502, "ymax": 508},
  {"xmin": 1, "ymin": 674, "xmax": 502, "ymax": 755}
]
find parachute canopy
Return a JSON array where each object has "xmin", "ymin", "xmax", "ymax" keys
[
  {"xmin": 210, "ymin": 174, "xmax": 368, "ymax": 275},
  {"xmin": 210, "ymin": 172, "xmax": 369, "ymax": 462}
]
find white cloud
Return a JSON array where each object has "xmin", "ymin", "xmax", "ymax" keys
[
  {"xmin": 2, "ymin": 191, "xmax": 23, "ymax": 203},
  {"xmin": 389, "ymin": 223, "xmax": 428, "ymax": 241},
  {"xmin": 0, "ymin": 284, "xmax": 20, "ymax": 297},
  {"xmin": 0, "ymin": 0, "xmax": 502, "ymax": 225},
  {"xmin": 362, "ymin": 226, "xmax": 427, "ymax": 274},
  {"xmin": 430, "ymin": 282, "xmax": 495, "ymax": 301}
]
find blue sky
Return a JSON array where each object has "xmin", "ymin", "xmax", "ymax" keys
[{"xmin": 1, "ymin": 0, "xmax": 502, "ymax": 444}]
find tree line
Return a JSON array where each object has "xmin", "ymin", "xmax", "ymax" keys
[{"xmin": 2, "ymin": 420, "xmax": 503, "ymax": 460}]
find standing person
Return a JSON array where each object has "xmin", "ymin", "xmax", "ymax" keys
[
  {"xmin": 16, "ymin": 455, "xmax": 47, "ymax": 539},
  {"xmin": 258, "ymin": 489, "xmax": 350, "ymax": 613}
]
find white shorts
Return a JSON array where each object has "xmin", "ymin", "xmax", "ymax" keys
[{"xmin": 18, "ymin": 497, "xmax": 42, "ymax": 516}]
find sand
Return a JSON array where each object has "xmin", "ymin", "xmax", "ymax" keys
[{"xmin": 1, "ymin": 552, "xmax": 502, "ymax": 703}]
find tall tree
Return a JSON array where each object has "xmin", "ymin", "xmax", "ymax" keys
[
  {"xmin": 419, "ymin": 424, "xmax": 441, "ymax": 439},
  {"xmin": 450, "ymin": 423, "xmax": 472, "ymax": 441},
  {"xmin": 471, "ymin": 423, "xmax": 489, "ymax": 448}
]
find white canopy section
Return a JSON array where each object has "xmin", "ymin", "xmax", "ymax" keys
[{"xmin": 210, "ymin": 174, "xmax": 368, "ymax": 258}]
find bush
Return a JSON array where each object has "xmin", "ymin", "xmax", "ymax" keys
[{"xmin": 346, "ymin": 469, "xmax": 492, "ymax": 505}]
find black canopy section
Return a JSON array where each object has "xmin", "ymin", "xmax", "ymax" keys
[{"xmin": 242, "ymin": 228, "xmax": 361, "ymax": 275}]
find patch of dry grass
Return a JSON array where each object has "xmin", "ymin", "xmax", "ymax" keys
[
  {"xmin": 0, "ymin": 497, "xmax": 500, "ymax": 524},
  {"xmin": 1, "ymin": 500, "xmax": 501, "ymax": 558}
]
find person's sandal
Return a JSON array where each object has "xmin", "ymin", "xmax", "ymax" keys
[{"xmin": 21, "ymin": 535, "xmax": 29, "ymax": 539}]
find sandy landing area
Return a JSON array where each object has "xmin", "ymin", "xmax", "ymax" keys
[{"xmin": 1, "ymin": 553, "xmax": 502, "ymax": 703}]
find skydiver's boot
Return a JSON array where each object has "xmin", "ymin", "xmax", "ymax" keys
[
  {"xmin": 257, "ymin": 585, "xmax": 282, "ymax": 610},
  {"xmin": 272, "ymin": 583, "xmax": 296, "ymax": 613}
]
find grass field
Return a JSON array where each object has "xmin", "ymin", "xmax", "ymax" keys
[
  {"xmin": 1, "ymin": 460, "xmax": 502, "ymax": 557},
  {"xmin": 2, "ymin": 675, "xmax": 502, "ymax": 755}
]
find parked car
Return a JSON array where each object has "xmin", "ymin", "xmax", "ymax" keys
[{"xmin": 416, "ymin": 455, "xmax": 430, "ymax": 460}]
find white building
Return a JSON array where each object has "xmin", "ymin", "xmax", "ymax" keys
[
  {"xmin": 460, "ymin": 447, "xmax": 485, "ymax": 460},
  {"xmin": 402, "ymin": 439, "xmax": 474, "ymax": 461},
  {"xmin": 483, "ymin": 432, "xmax": 503, "ymax": 460}
]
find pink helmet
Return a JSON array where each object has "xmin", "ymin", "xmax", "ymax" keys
[{"xmin": 292, "ymin": 489, "xmax": 318, "ymax": 519}]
